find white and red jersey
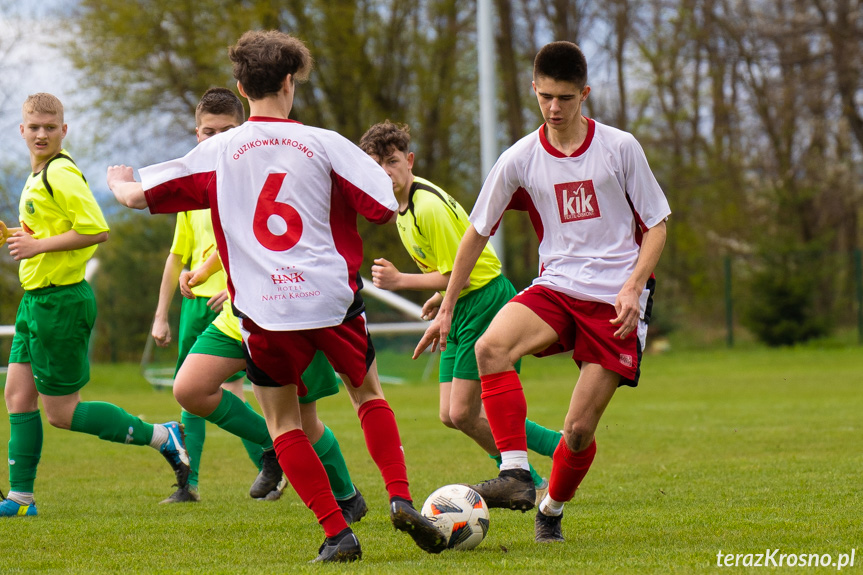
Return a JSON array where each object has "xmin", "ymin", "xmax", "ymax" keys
[
  {"xmin": 471, "ymin": 119, "xmax": 671, "ymax": 315},
  {"xmin": 140, "ymin": 117, "xmax": 397, "ymax": 331}
]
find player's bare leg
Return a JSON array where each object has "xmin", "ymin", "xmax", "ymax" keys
[
  {"xmin": 340, "ymin": 361, "xmax": 445, "ymax": 554},
  {"xmin": 173, "ymin": 353, "xmax": 280, "ymax": 500},
  {"xmin": 470, "ymin": 302, "xmax": 558, "ymax": 511},
  {"xmin": 447, "ymin": 377, "xmax": 499, "ymax": 454},
  {"xmin": 173, "ymin": 354, "xmax": 246, "ymax": 417},
  {"xmin": 254, "ymin": 383, "xmax": 358, "ymax": 561},
  {"xmin": 536, "ymin": 362, "xmax": 618, "ymax": 541}
]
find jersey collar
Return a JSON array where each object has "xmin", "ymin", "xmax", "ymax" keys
[
  {"xmin": 539, "ymin": 117, "xmax": 594, "ymax": 158},
  {"xmin": 247, "ymin": 116, "xmax": 303, "ymax": 124}
]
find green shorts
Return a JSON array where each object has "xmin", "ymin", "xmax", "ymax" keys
[
  {"xmin": 9, "ymin": 281, "xmax": 96, "ymax": 396},
  {"xmin": 192, "ymin": 322, "xmax": 340, "ymax": 404},
  {"xmin": 176, "ymin": 296, "xmax": 219, "ymax": 374},
  {"xmin": 439, "ymin": 274, "xmax": 521, "ymax": 382}
]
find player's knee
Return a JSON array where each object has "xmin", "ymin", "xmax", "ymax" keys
[
  {"xmin": 562, "ymin": 423, "xmax": 595, "ymax": 453},
  {"xmin": 172, "ymin": 380, "xmax": 205, "ymax": 415},
  {"xmin": 439, "ymin": 411, "xmax": 457, "ymax": 429},
  {"xmin": 448, "ymin": 404, "xmax": 475, "ymax": 431},
  {"xmin": 43, "ymin": 408, "xmax": 72, "ymax": 430},
  {"xmin": 474, "ymin": 334, "xmax": 510, "ymax": 372},
  {"xmin": 172, "ymin": 381, "xmax": 193, "ymax": 408}
]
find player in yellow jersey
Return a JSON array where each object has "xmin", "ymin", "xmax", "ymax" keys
[
  {"xmin": 1, "ymin": 93, "xmax": 189, "ymax": 517},
  {"xmin": 152, "ymin": 88, "xmax": 275, "ymax": 503},
  {"xmin": 361, "ymin": 121, "xmax": 561, "ymax": 504}
]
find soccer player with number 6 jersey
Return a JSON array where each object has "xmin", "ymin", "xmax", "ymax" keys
[
  {"xmin": 415, "ymin": 41, "xmax": 671, "ymax": 544},
  {"xmin": 108, "ymin": 30, "xmax": 445, "ymax": 562}
]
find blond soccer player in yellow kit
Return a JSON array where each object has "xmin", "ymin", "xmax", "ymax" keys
[{"xmin": 1, "ymin": 93, "xmax": 189, "ymax": 517}]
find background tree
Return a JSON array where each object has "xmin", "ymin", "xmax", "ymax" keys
[{"xmin": 30, "ymin": 0, "xmax": 863, "ymax": 352}]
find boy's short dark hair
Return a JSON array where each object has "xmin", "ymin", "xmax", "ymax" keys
[
  {"xmin": 229, "ymin": 30, "xmax": 312, "ymax": 100},
  {"xmin": 533, "ymin": 42, "xmax": 588, "ymax": 89},
  {"xmin": 196, "ymin": 87, "xmax": 245, "ymax": 125},
  {"xmin": 359, "ymin": 120, "xmax": 411, "ymax": 159},
  {"xmin": 22, "ymin": 93, "xmax": 64, "ymax": 123}
]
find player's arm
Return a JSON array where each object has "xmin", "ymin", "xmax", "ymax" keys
[
  {"xmin": 610, "ymin": 219, "xmax": 667, "ymax": 339},
  {"xmin": 152, "ymin": 252, "xmax": 184, "ymax": 347},
  {"xmin": 6, "ymin": 228, "xmax": 108, "ymax": 261},
  {"xmin": 371, "ymin": 259, "xmax": 449, "ymax": 291},
  {"xmin": 107, "ymin": 165, "xmax": 147, "ymax": 209},
  {"xmin": 179, "ymin": 250, "xmax": 223, "ymax": 299},
  {"xmin": 413, "ymin": 225, "xmax": 489, "ymax": 358},
  {"xmin": 421, "ymin": 292, "xmax": 443, "ymax": 320}
]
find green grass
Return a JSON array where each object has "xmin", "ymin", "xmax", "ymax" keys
[{"xmin": 0, "ymin": 347, "xmax": 860, "ymax": 574}]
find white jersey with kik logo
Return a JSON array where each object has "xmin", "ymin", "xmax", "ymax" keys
[
  {"xmin": 140, "ymin": 117, "xmax": 397, "ymax": 331},
  {"xmin": 470, "ymin": 119, "xmax": 671, "ymax": 315}
]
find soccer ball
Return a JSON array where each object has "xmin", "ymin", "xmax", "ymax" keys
[{"xmin": 420, "ymin": 484, "xmax": 490, "ymax": 550}]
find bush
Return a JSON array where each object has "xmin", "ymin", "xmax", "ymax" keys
[{"xmin": 742, "ymin": 254, "xmax": 830, "ymax": 346}]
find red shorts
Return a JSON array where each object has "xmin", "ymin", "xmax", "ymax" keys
[
  {"xmin": 510, "ymin": 285, "xmax": 649, "ymax": 387},
  {"xmin": 240, "ymin": 313, "xmax": 375, "ymax": 394}
]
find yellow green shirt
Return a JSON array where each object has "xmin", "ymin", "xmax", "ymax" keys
[
  {"xmin": 169, "ymin": 209, "xmax": 226, "ymax": 298},
  {"xmin": 17, "ymin": 150, "xmax": 109, "ymax": 290},
  {"xmin": 212, "ymin": 291, "xmax": 242, "ymax": 341},
  {"xmin": 396, "ymin": 176, "xmax": 500, "ymax": 297}
]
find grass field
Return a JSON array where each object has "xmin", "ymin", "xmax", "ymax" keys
[{"xmin": 0, "ymin": 346, "xmax": 860, "ymax": 574}]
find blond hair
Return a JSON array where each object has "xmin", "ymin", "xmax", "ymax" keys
[{"xmin": 22, "ymin": 93, "xmax": 64, "ymax": 123}]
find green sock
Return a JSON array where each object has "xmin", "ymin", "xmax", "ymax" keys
[
  {"xmin": 204, "ymin": 390, "xmax": 272, "ymax": 450},
  {"xmin": 313, "ymin": 426, "xmax": 354, "ymax": 500},
  {"xmin": 8, "ymin": 411, "xmax": 42, "ymax": 493},
  {"xmin": 181, "ymin": 411, "xmax": 205, "ymax": 487},
  {"xmin": 525, "ymin": 419, "xmax": 561, "ymax": 457},
  {"xmin": 241, "ymin": 401, "xmax": 264, "ymax": 471},
  {"xmin": 70, "ymin": 401, "xmax": 154, "ymax": 446}
]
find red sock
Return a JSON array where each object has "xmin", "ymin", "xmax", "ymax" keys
[
  {"xmin": 357, "ymin": 399, "xmax": 410, "ymax": 501},
  {"xmin": 480, "ymin": 371, "xmax": 528, "ymax": 453},
  {"xmin": 273, "ymin": 429, "xmax": 347, "ymax": 537},
  {"xmin": 548, "ymin": 437, "xmax": 596, "ymax": 502}
]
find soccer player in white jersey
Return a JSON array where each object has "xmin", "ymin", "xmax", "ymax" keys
[
  {"xmin": 107, "ymin": 30, "xmax": 445, "ymax": 562},
  {"xmin": 414, "ymin": 41, "xmax": 671, "ymax": 543}
]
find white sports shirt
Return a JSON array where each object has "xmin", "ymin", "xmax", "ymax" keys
[
  {"xmin": 141, "ymin": 117, "xmax": 397, "ymax": 331},
  {"xmin": 471, "ymin": 119, "xmax": 671, "ymax": 315}
]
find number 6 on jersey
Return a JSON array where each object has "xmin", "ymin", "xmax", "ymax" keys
[{"xmin": 253, "ymin": 173, "xmax": 303, "ymax": 251}]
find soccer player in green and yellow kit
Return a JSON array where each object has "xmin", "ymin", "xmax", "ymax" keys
[
  {"xmin": 360, "ymin": 121, "xmax": 560, "ymax": 501},
  {"xmin": 152, "ymin": 87, "xmax": 272, "ymax": 503},
  {"xmin": 1, "ymin": 93, "xmax": 189, "ymax": 517}
]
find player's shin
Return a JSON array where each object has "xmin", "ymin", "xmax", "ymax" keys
[
  {"xmin": 357, "ymin": 399, "xmax": 410, "ymax": 501},
  {"xmin": 273, "ymin": 429, "xmax": 347, "ymax": 537}
]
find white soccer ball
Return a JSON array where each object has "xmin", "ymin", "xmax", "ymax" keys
[{"xmin": 420, "ymin": 484, "xmax": 490, "ymax": 550}]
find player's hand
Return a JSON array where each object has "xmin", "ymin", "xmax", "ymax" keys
[
  {"xmin": 611, "ymin": 285, "xmax": 641, "ymax": 339},
  {"xmin": 413, "ymin": 306, "xmax": 452, "ymax": 359},
  {"xmin": 371, "ymin": 258, "xmax": 401, "ymax": 290},
  {"xmin": 6, "ymin": 231, "xmax": 40, "ymax": 261},
  {"xmin": 106, "ymin": 165, "xmax": 135, "ymax": 189},
  {"xmin": 207, "ymin": 290, "xmax": 228, "ymax": 313},
  {"xmin": 421, "ymin": 292, "xmax": 443, "ymax": 320},
  {"xmin": 178, "ymin": 270, "xmax": 196, "ymax": 299},
  {"xmin": 152, "ymin": 318, "xmax": 172, "ymax": 347}
]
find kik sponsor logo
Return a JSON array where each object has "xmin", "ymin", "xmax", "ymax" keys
[{"xmin": 554, "ymin": 180, "xmax": 601, "ymax": 223}]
